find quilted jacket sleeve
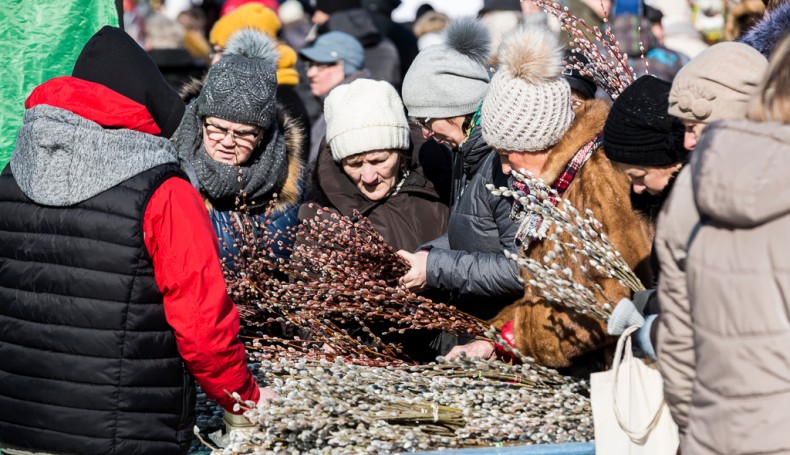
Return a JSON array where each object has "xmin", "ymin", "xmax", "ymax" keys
[{"xmin": 655, "ymin": 168, "xmax": 699, "ymax": 434}]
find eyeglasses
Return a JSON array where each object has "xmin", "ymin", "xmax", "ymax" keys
[
  {"xmin": 414, "ymin": 117, "xmax": 432, "ymax": 130},
  {"xmin": 304, "ymin": 60, "xmax": 339, "ymax": 71},
  {"xmin": 203, "ymin": 121, "xmax": 261, "ymax": 148}
]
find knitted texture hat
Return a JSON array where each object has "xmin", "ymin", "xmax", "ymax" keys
[
  {"xmin": 198, "ymin": 29, "xmax": 278, "ymax": 128},
  {"xmin": 402, "ymin": 18, "xmax": 491, "ymax": 119},
  {"xmin": 482, "ymin": 26, "xmax": 574, "ymax": 152},
  {"xmin": 604, "ymin": 75, "xmax": 688, "ymax": 166},
  {"xmin": 668, "ymin": 42, "xmax": 768, "ymax": 123},
  {"xmin": 324, "ymin": 79, "xmax": 410, "ymax": 162},
  {"xmin": 210, "ymin": 3, "xmax": 281, "ymax": 44},
  {"xmin": 72, "ymin": 26, "xmax": 185, "ymax": 138}
]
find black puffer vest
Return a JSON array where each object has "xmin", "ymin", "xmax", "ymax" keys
[{"xmin": 0, "ymin": 164, "xmax": 196, "ymax": 455}]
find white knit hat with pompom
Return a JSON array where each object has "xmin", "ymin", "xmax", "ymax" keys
[{"xmin": 482, "ymin": 26, "xmax": 575, "ymax": 152}]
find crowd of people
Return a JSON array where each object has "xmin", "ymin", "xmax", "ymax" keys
[{"xmin": 1, "ymin": 0, "xmax": 789, "ymax": 454}]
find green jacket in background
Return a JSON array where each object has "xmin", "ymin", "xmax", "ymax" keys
[{"xmin": 0, "ymin": 0, "xmax": 119, "ymax": 168}]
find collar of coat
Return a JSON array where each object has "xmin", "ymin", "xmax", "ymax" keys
[{"xmin": 538, "ymin": 99, "xmax": 610, "ymax": 187}]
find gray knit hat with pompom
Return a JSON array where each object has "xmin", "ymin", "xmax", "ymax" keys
[
  {"xmin": 402, "ymin": 18, "xmax": 491, "ymax": 119},
  {"xmin": 482, "ymin": 26, "xmax": 574, "ymax": 152},
  {"xmin": 198, "ymin": 28, "xmax": 278, "ymax": 128}
]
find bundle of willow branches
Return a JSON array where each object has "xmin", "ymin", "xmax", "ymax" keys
[
  {"xmin": 202, "ymin": 355, "xmax": 592, "ymax": 454},
  {"xmin": 489, "ymin": 170, "xmax": 645, "ymax": 322},
  {"xmin": 221, "ymin": 205, "xmax": 487, "ymax": 366},
  {"xmin": 524, "ymin": 0, "xmax": 641, "ymax": 98}
]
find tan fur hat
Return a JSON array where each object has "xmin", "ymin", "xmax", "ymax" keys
[{"xmin": 668, "ymin": 42, "xmax": 768, "ymax": 123}]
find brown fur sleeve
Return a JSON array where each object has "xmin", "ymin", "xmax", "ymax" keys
[{"xmin": 501, "ymin": 150, "xmax": 653, "ymax": 368}]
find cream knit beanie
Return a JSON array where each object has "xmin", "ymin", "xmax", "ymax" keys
[
  {"xmin": 324, "ymin": 79, "xmax": 410, "ymax": 162},
  {"xmin": 482, "ymin": 26, "xmax": 574, "ymax": 152},
  {"xmin": 668, "ymin": 42, "xmax": 767, "ymax": 123}
]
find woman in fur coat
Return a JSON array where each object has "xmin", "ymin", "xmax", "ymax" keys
[
  {"xmin": 447, "ymin": 25, "xmax": 653, "ymax": 370},
  {"xmin": 174, "ymin": 29, "xmax": 304, "ymax": 266}
]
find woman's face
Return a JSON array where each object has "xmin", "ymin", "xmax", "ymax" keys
[
  {"xmin": 341, "ymin": 150, "xmax": 402, "ymax": 201},
  {"xmin": 202, "ymin": 116, "xmax": 263, "ymax": 166},
  {"xmin": 616, "ymin": 162, "xmax": 683, "ymax": 196},
  {"xmin": 496, "ymin": 149, "xmax": 551, "ymax": 177},
  {"xmin": 682, "ymin": 120, "xmax": 706, "ymax": 151},
  {"xmin": 418, "ymin": 116, "xmax": 467, "ymax": 148}
]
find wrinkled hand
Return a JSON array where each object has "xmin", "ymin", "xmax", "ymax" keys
[
  {"xmin": 396, "ymin": 250, "xmax": 429, "ymax": 291},
  {"xmin": 445, "ymin": 340, "xmax": 497, "ymax": 360}
]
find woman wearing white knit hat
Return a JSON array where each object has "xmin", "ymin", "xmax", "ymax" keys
[
  {"xmin": 447, "ymin": 25, "xmax": 654, "ymax": 370},
  {"xmin": 297, "ymin": 79, "xmax": 450, "ymax": 254}
]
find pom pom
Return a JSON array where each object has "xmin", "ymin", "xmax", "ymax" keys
[
  {"xmin": 225, "ymin": 28, "xmax": 279, "ymax": 69},
  {"xmin": 498, "ymin": 26, "xmax": 564, "ymax": 83},
  {"xmin": 444, "ymin": 17, "xmax": 490, "ymax": 65}
]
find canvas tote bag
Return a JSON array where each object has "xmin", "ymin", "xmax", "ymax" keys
[{"xmin": 591, "ymin": 325, "xmax": 679, "ymax": 454}]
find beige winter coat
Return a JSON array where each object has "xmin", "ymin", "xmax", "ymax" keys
[{"xmin": 656, "ymin": 119, "xmax": 790, "ymax": 455}]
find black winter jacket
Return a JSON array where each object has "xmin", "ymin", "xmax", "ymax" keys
[
  {"xmin": 423, "ymin": 151, "xmax": 523, "ymax": 320},
  {"xmin": 0, "ymin": 164, "xmax": 195, "ymax": 455}
]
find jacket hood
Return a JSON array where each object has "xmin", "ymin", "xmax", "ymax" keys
[
  {"xmin": 693, "ymin": 119, "xmax": 790, "ymax": 228},
  {"xmin": 11, "ymin": 106, "xmax": 177, "ymax": 207}
]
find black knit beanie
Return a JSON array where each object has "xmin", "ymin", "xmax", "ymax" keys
[
  {"xmin": 72, "ymin": 26, "xmax": 185, "ymax": 138},
  {"xmin": 603, "ymin": 75, "xmax": 688, "ymax": 166},
  {"xmin": 315, "ymin": 0, "xmax": 362, "ymax": 14}
]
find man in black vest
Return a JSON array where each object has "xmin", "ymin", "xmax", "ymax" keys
[{"xmin": 0, "ymin": 26, "xmax": 262, "ymax": 455}]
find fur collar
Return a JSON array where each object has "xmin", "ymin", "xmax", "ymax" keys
[{"xmin": 539, "ymin": 99, "xmax": 610, "ymax": 185}]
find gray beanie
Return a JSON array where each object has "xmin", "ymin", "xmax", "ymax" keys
[
  {"xmin": 198, "ymin": 29, "xmax": 278, "ymax": 128},
  {"xmin": 402, "ymin": 18, "xmax": 491, "ymax": 119},
  {"xmin": 482, "ymin": 26, "xmax": 574, "ymax": 152}
]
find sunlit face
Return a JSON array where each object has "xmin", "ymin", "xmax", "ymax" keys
[
  {"xmin": 418, "ymin": 116, "xmax": 467, "ymax": 148},
  {"xmin": 616, "ymin": 162, "xmax": 684, "ymax": 196},
  {"xmin": 341, "ymin": 150, "xmax": 403, "ymax": 201},
  {"xmin": 495, "ymin": 149, "xmax": 551, "ymax": 177},
  {"xmin": 306, "ymin": 60, "xmax": 345, "ymax": 98},
  {"xmin": 202, "ymin": 116, "xmax": 263, "ymax": 165},
  {"xmin": 682, "ymin": 120, "xmax": 706, "ymax": 151}
]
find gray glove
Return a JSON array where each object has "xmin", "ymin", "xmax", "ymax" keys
[{"xmin": 607, "ymin": 297, "xmax": 645, "ymax": 336}]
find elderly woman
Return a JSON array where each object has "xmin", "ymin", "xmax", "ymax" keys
[
  {"xmin": 175, "ymin": 29, "xmax": 304, "ymax": 264},
  {"xmin": 397, "ymin": 19, "xmax": 526, "ymax": 356},
  {"xmin": 299, "ymin": 78, "xmax": 450, "ymax": 252},
  {"xmin": 600, "ymin": 75, "xmax": 690, "ymax": 358},
  {"xmin": 656, "ymin": 35, "xmax": 790, "ymax": 454},
  {"xmin": 448, "ymin": 26, "xmax": 653, "ymax": 369}
]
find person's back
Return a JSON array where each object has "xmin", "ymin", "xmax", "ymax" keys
[
  {"xmin": 0, "ymin": 26, "xmax": 261, "ymax": 455},
  {"xmin": 657, "ymin": 35, "xmax": 790, "ymax": 455}
]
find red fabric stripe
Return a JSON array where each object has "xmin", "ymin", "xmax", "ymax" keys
[{"xmin": 25, "ymin": 76, "xmax": 161, "ymax": 136}]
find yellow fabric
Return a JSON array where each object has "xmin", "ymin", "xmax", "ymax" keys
[
  {"xmin": 209, "ymin": 3, "xmax": 281, "ymax": 46},
  {"xmin": 276, "ymin": 43, "xmax": 299, "ymax": 86}
]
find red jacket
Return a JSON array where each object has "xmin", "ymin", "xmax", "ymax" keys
[{"xmin": 26, "ymin": 76, "xmax": 260, "ymax": 412}]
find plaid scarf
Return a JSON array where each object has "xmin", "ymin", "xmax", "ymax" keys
[{"xmin": 511, "ymin": 133, "xmax": 603, "ymax": 248}]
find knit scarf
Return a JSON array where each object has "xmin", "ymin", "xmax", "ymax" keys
[
  {"xmin": 512, "ymin": 133, "xmax": 603, "ymax": 248},
  {"xmin": 174, "ymin": 100, "xmax": 288, "ymax": 205}
]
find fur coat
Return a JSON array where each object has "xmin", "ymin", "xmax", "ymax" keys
[{"xmin": 490, "ymin": 99, "xmax": 654, "ymax": 368}]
